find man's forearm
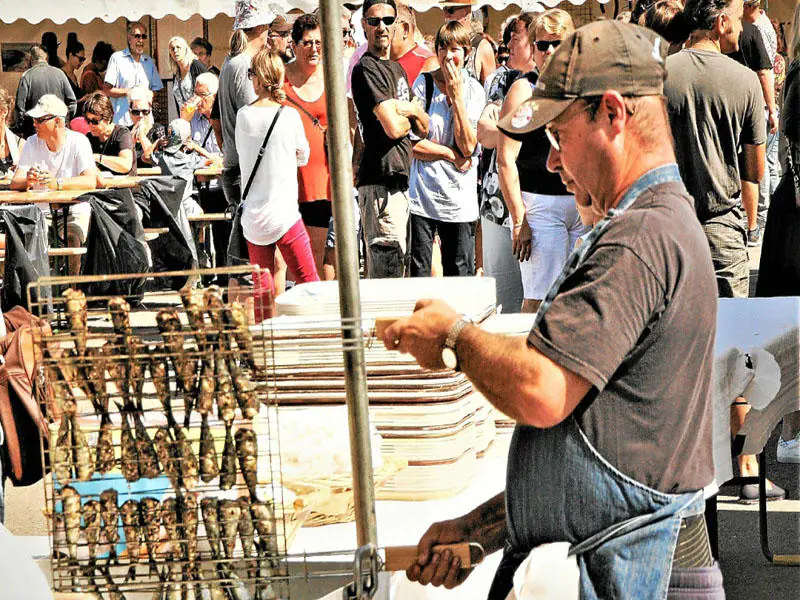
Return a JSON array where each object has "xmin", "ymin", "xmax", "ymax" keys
[
  {"xmin": 463, "ymin": 492, "xmax": 507, "ymax": 555},
  {"xmin": 741, "ymin": 180, "xmax": 759, "ymax": 230},
  {"xmin": 105, "ymin": 86, "xmax": 128, "ymax": 99},
  {"xmin": 413, "ymin": 139, "xmax": 456, "ymax": 162},
  {"xmin": 756, "ymin": 69, "xmax": 777, "ymax": 114}
]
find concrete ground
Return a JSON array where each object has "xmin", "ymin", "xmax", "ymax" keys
[{"xmin": 4, "ymin": 247, "xmax": 799, "ymax": 598}]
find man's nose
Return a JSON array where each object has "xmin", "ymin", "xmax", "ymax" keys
[{"xmin": 546, "ymin": 146, "xmax": 560, "ymax": 174}]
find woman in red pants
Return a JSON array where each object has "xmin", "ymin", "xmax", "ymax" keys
[{"xmin": 235, "ymin": 49, "xmax": 320, "ymax": 320}]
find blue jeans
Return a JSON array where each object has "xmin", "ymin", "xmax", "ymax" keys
[{"xmin": 758, "ymin": 123, "xmax": 782, "ymax": 229}]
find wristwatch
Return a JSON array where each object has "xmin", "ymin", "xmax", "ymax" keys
[
  {"xmin": 441, "ymin": 316, "xmax": 473, "ymax": 371},
  {"xmin": 56, "ymin": 178, "xmax": 63, "ymax": 191}
]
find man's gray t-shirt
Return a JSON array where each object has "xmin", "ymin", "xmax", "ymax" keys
[
  {"xmin": 218, "ymin": 53, "xmax": 257, "ymax": 169},
  {"xmin": 664, "ymin": 50, "xmax": 766, "ymax": 221}
]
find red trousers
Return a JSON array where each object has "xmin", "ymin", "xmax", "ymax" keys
[{"xmin": 247, "ymin": 219, "xmax": 320, "ymax": 321}]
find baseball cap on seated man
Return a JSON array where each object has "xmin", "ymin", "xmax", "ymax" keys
[
  {"xmin": 497, "ymin": 21, "xmax": 668, "ymax": 137},
  {"xmin": 27, "ymin": 94, "xmax": 68, "ymax": 119}
]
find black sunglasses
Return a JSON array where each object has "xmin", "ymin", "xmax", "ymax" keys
[
  {"xmin": 130, "ymin": 108, "xmax": 151, "ymax": 116},
  {"xmin": 33, "ymin": 115, "xmax": 57, "ymax": 125},
  {"xmin": 365, "ymin": 16, "xmax": 395, "ymax": 27},
  {"xmin": 131, "ymin": 33, "xmax": 148, "ymax": 40},
  {"xmin": 535, "ymin": 39, "xmax": 561, "ymax": 52},
  {"xmin": 76, "ymin": 55, "xmax": 86, "ymax": 64},
  {"xmin": 85, "ymin": 116, "xmax": 103, "ymax": 125}
]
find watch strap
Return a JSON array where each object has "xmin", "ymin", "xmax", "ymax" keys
[{"xmin": 445, "ymin": 317, "xmax": 472, "ymax": 351}]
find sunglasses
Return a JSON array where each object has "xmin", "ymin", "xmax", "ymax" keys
[
  {"xmin": 33, "ymin": 115, "xmax": 57, "ymax": 125},
  {"xmin": 247, "ymin": 68, "xmax": 256, "ymax": 79},
  {"xmin": 76, "ymin": 56, "xmax": 86, "ymax": 64},
  {"xmin": 269, "ymin": 31, "xmax": 291, "ymax": 39},
  {"xmin": 365, "ymin": 16, "xmax": 396, "ymax": 27},
  {"xmin": 130, "ymin": 108, "xmax": 151, "ymax": 116},
  {"xmin": 85, "ymin": 116, "xmax": 103, "ymax": 125},
  {"xmin": 535, "ymin": 39, "xmax": 561, "ymax": 52},
  {"xmin": 131, "ymin": 33, "xmax": 148, "ymax": 40},
  {"xmin": 300, "ymin": 40, "xmax": 323, "ymax": 49}
]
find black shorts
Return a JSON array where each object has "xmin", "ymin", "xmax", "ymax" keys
[{"xmin": 299, "ymin": 199, "xmax": 332, "ymax": 229}]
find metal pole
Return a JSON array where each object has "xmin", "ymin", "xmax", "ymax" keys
[{"xmin": 318, "ymin": 0, "xmax": 378, "ymax": 548}]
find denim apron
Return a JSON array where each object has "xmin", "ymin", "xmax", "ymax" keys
[{"xmin": 488, "ymin": 165, "xmax": 707, "ymax": 600}]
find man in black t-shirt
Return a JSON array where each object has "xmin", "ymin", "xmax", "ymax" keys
[
  {"xmin": 351, "ymin": 0, "xmax": 428, "ymax": 278},
  {"xmin": 382, "ymin": 22, "xmax": 721, "ymax": 598}
]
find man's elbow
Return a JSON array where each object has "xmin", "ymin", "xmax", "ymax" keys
[{"xmin": 514, "ymin": 390, "xmax": 571, "ymax": 429}]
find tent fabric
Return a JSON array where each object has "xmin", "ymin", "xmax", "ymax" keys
[
  {"xmin": 81, "ymin": 188, "xmax": 149, "ymax": 299},
  {"xmin": 0, "ymin": 0, "xmax": 610, "ymax": 24},
  {"xmin": 0, "ymin": 205, "xmax": 51, "ymax": 314}
]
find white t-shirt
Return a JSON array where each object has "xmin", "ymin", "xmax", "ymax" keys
[
  {"xmin": 235, "ymin": 104, "xmax": 310, "ymax": 245},
  {"xmin": 17, "ymin": 129, "xmax": 95, "ymax": 215}
]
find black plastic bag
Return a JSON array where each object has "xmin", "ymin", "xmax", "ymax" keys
[{"xmin": 0, "ymin": 205, "xmax": 52, "ymax": 314}]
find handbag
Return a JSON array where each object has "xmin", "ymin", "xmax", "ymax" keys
[
  {"xmin": 0, "ymin": 311, "xmax": 51, "ymax": 486},
  {"xmin": 226, "ymin": 105, "xmax": 285, "ymax": 265}
]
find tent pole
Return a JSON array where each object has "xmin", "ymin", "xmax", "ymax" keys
[{"xmin": 318, "ymin": 0, "xmax": 378, "ymax": 550}]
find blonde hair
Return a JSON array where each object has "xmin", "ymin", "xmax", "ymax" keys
[
  {"xmin": 789, "ymin": 2, "xmax": 800, "ymax": 61},
  {"xmin": 168, "ymin": 36, "xmax": 196, "ymax": 74},
  {"xmin": 531, "ymin": 8, "xmax": 574, "ymax": 42},
  {"xmin": 251, "ymin": 49, "xmax": 286, "ymax": 102}
]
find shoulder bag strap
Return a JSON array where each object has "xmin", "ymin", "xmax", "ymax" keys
[
  {"xmin": 241, "ymin": 105, "xmax": 284, "ymax": 203},
  {"xmin": 285, "ymin": 93, "xmax": 323, "ymax": 130},
  {"xmin": 424, "ymin": 72, "xmax": 434, "ymax": 114}
]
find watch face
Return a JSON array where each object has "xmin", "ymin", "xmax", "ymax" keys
[{"xmin": 442, "ymin": 347, "xmax": 458, "ymax": 370}]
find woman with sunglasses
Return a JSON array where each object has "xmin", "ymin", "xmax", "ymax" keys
[
  {"xmin": 284, "ymin": 13, "xmax": 332, "ymax": 280},
  {"xmin": 62, "ymin": 34, "xmax": 87, "ymax": 109},
  {"xmin": 497, "ymin": 9, "xmax": 587, "ymax": 313},
  {"xmin": 236, "ymin": 49, "xmax": 318, "ymax": 321},
  {"xmin": 168, "ymin": 36, "xmax": 208, "ymax": 113},
  {"xmin": 127, "ymin": 86, "xmax": 164, "ymax": 167},
  {"xmin": 84, "ymin": 92, "xmax": 136, "ymax": 178}
]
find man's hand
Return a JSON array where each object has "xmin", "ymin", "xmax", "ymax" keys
[
  {"xmin": 768, "ymin": 110, "xmax": 778, "ymax": 135},
  {"xmin": 406, "ymin": 517, "xmax": 475, "ymax": 589},
  {"xmin": 512, "ymin": 220, "xmax": 532, "ymax": 262},
  {"xmin": 382, "ymin": 299, "xmax": 460, "ymax": 370},
  {"xmin": 395, "ymin": 99, "xmax": 419, "ymax": 119},
  {"xmin": 452, "ymin": 152, "xmax": 472, "ymax": 173}
]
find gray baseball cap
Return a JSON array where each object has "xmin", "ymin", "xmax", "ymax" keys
[{"xmin": 498, "ymin": 21, "xmax": 668, "ymax": 136}]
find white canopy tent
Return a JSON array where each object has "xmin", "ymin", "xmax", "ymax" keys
[{"xmin": 0, "ymin": 0, "xmax": 612, "ymax": 25}]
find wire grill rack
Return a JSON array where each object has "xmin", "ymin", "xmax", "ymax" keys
[{"xmin": 28, "ymin": 267, "xmax": 307, "ymax": 599}]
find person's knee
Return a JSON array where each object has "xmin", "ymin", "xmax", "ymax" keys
[{"xmin": 369, "ymin": 243, "xmax": 404, "ymax": 278}]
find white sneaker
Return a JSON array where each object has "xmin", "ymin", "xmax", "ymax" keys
[{"xmin": 777, "ymin": 433, "xmax": 800, "ymax": 464}]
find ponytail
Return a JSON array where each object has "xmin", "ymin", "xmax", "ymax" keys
[{"xmin": 229, "ymin": 29, "xmax": 248, "ymax": 57}]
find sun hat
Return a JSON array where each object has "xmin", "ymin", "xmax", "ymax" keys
[{"xmin": 234, "ymin": 0, "xmax": 277, "ymax": 31}]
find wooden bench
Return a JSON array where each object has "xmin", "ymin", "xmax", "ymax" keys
[
  {"xmin": 0, "ymin": 247, "xmax": 87, "ymax": 258},
  {"xmin": 188, "ymin": 212, "xmax": 229, "ymax": 224},
  {"xmin": 143, "ymin": 227, "xmax": 169, "ymax": 242}
]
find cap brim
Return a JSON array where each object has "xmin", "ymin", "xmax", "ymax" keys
[
  {"xmin": 26, "ymin": 107, "xmax": 48, "ymax": 118},
  {"xmin": 497, "ymin": 96, "xmax": 576, "ymax": 136}
]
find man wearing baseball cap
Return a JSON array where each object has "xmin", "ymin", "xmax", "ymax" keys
[
  {"xmin": 383, "ymin": 21, "xmax": 722, "ymax": 598},
  {"xmin": 268, "ymin": 15, "xmax": 294, "ymax": 63},
  {"xmin": 10, "ymin": 94, "xmax": 97, "ymax": 273}
]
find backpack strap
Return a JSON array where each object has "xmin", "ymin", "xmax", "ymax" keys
[{"xmin": 424, "ymin": 71, "xmax": 434, "ymax": 114}]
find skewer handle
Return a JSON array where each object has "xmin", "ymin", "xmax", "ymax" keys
[{"xmin": 383, "ymin": 543, "xmax": 481, "ymax": 572}]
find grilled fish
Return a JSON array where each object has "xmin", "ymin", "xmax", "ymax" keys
[
  {"xmin": 63, "ymin": 288, "xmax": 88, "ymax": 355},
  {"xmin": 228, "ymin": 359, "xmax": 257, "ymax": 420},
  {"xmin": 52, "ymin": 416, "xmax": 72, "ymax": 482},
  {"xmin": 215, "ymin": 358, "xmax": 236, "ymax": 425},
  {"xmin": 140, "ymin": 497, "xmax": 162, "ymax": 574},
  {"xmin": 196, "ymin": 357, "xmax": 215, "ymax": 417},
  {"xmin": 120, "ymin": 499, "xmax": 141, "ymax": 567},
  {"xmin": 60, "ymin": 485, "xmax": 81, "ymax": 563},
  {"xmin": 224, "ymin": 301, "xmax": 261, "ymax": 375},
  {"xmin": 161, "ymin": 497, "xmax": 180, "ymax": 561},
  {"xmin": 175, "ymin": 426, "xmax": 199, "ymax": 490},
  {"xmin": 237, "ymin": 498, "xmax": 257, "ymax": 583},
  {"xmin": 200, "ymin": 497, "xmax": 221, "ymax": 560},
  {"xmin": 117, "ymin": 405, "xmax": 140, "ymax": 482},
  {"xmin": 82, "ymin": 498, "xmax": 102, "ymax": 564},
  {"xmin": 199, "ymin": 414, "xmax": 220, "ymax": 484},
  {"xmin": 154, "ymin": 427, "xmax": 180, "ymax": 490},
  {"xmin": 182, "ymin": 492, "xmax": 199, "ymax": 569},
  {"xmin": 99, "ymin": 489, "xmax": 120, "ymax": 558},
  {"xmin": 150, "ymin": 344, "xmax": 175, "ymax": 427},
  {"xmin": 234, "ymin": 428, "xmax": 259, "ymax": 501},
  {"xmin": 71, "ymin": 414, "xmax": 94, "ymax": 481},
  {"xmin": 220, "ymin": 423, "xmax": 236, "ymax": 491},
  {"xmin": 218, "ymin": 499, "xmax": 241, "ymax": 561}
]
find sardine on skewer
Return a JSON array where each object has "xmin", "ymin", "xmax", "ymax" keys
[
  {"xmin": 224, "ymin": 301, "xmax": 262, "ymax": 375},
  {"xmin": 215, "ymin": 359, "xmax": 236, "ymax": 425},
  {"xmin": 199, "ymin": 414, "xmax": 220, "ymax": 484},
  {"xmin": 156, "ymin": 308, "xmax": 191, "ymax": 392},
  {"xmin": 196, "ymin": 357, "xmax": 215, "ymax": 417},
  {"xmin": 140, "ymin": 497, "xmax": 162, "ymax": 575},
  {"xmin": 117, "ymin": 405, "xmax": 140, "ymax": 483},
  {"xmin": 132, "ymin": 410, "xmax": 160, "ymax": 480},
  {"xmin": 175, "ymin": 426, "xmax": 199, "ymax": 490},
  {"xmin": 127, "ymin": 336, "xmax": 147, "ymax": 411},
  {"xmin": 218, "ymin": 499, "xmax": 242, "ymax": 562},
  {"xmin": 180, "ymin": 288, "xmax": 209, "ymax": 351},
  {"xmin": 161, "ymin": 498, "xmax": 181, "ymax": 561},
  {"xmin": 60, "ymin": 485, "xmax": 81, "ymax": 564},
  {"xmin": 234, "ymin": 428, "xmax": 259, "ymax": 501},
  {"xmin": 52, "ymin": 416, "xmax": 72, "ymax": 482},
  {"xmin": 71, "ymin": 414, "xmax": 94, "ymax": 481},
  {"xmin": 83, "ymin": 499, "xmax": 102, "ymax": 565},
  {"xmin": 220, "ymin": 423, "xmax": 236, "ymax": 491},
  {"xmin": 228, "ymin": 359, "xmax": 258, "ymax": 420},
  {"xmin": 200, "ymin": 497, "xmax": 221, "ymax": 560},
  {"xmin": 99, "ymin": 489, "xmax": 120, "ymax": 563},
  {"xmin": 95, "ymin": 410, "xmax": 115, "ymax": 474},
  {"xmin": 250, "ymin": 500, "xmax": 280, "ymax": 567},
  {"xmin": 181, "ymin": 354, "xmax": 200, "ymax": 427},
  {"xmin": 154, "ymin": 427, "xmax": 180, "ymax": 491},
  {"xmin": 150, "ymin": 345, "xmax": 176, "ymax": 428},
  {"xmin": 203, "ymin": 286, "xmax": 226, "ymax": 332},
  {"xmin": 108, "ymin": 297, "xmax": 133, "ymax": 339},
  {"xmin": 237, "ymin": 498, "xmax": 257, "ymax": 584},
  {"xmin": 63, "ymin": 288, "xmax": 88, "ymax": 355},
  {"xmin": 181, "ymin": 493, "xmax": 199, "ymax": 570},
  {"xmin": 120, "ymin": 499, "xmax": 141, "ymax": 580},
  {"xmin": 84, "ymin": 346, "xmax": 109, "ymax": 416}
]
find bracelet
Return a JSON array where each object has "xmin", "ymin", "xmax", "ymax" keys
[{"xmin": 513, "ymin": 223, "xmax": 523, "ymax": 230}]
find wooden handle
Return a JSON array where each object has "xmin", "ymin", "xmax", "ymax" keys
[
  {"xmin": 383, "ymin": 543, "xmax": 476, "ymax": 572},
  {"xmin": 374, "ymin": 317, "xmax": 404, "ymax": 340}
]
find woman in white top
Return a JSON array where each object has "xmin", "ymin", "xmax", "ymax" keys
[
  {"xmin": 236, "ymin": 49, "xmax": 319, "ymax": 321},
  {"xmin": 0, "ymin": 89, "xmax": 24, "ymax": 179},
  {"xmin": 168, "ymin": 36, "xmax": 208, "ymax": 113}
]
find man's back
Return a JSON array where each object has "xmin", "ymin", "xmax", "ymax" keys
[
  {"xmin": 218, "ymin": 53, "xmax": 256, "ymax": 169},
  {"xmin": 15, "ymin": 63, "xmax": 75, "ymax": 133},
  {"xmin": 665, "ymin": 49, "xmax": 765, "ymax": 220}
]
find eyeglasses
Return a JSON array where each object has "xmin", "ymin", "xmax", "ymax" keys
[
  {"xmin": 535, "ymin": 39, "xmax": 561, "ymax": 52},
  {"xmin": 247, "ymin": 68, "xmax": 256, "ymax": 79},
  {"xmin": 131, "ymin": 33, "xmax": 148, "ymax": 40},
  {"xmin": 76, "ymin": 56, "xmax": 86, "ymax": 64},
  {"xmin": 365, "ymin": 16, "xmax": 396, "ymax": 27},
  {"xmin": 544, "ymin": 102, "xmax": 594, "ymax": 152},
  {"xmin": 130, "ymin": 109, "xmax": 151, "ymax": 116},
  {"xmin": 33, "ymin": 115, "xmax": 57, "ymax": 125},
  {"xmin": 85, "ymin": 116, "xmax": 103, "ymax": 125},
  {"xmin": 300, "ymin": 40, "xmax": 323, "ymax": 49}
]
